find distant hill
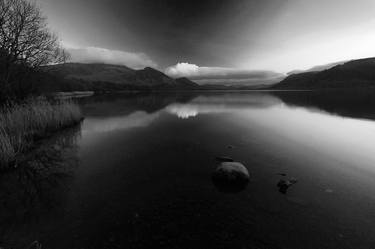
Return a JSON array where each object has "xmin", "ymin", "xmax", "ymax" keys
[
  {"xmin": 175, "ymin": 77, "xmax": 199, "ymax": 88},
  {"xmin": 287, "ymin": 61, "xmax": 347, "ymax": 75},
  {"xmin": 273, "ymin": 58, "xmax": 375, "ymax": 89},
  {"xmin": 39, "ymin": 63, "xmax": 199, "ymax": 92},
  {"xmin": 45, "ymin": 63, "xmax": 136, "ymax": 84}
]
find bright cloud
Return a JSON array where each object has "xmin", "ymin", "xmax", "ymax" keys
[
  {"xmin": 166, "ymin": 62, "xmax": 200, "ymax": 77},
  {"xmin": 165, "ymin": 62, "xmax": 285, "ymax": 86},
  {"xmin": 67, "ymin": 46, "xmax": 157, "ymax": 69}
]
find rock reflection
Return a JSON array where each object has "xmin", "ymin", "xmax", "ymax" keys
[{"xmin": 0, "ymin": 126, "xmax": 81, "ymax": 247}]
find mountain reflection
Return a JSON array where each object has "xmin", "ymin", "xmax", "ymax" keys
[
  {"xmin": 272, "ymin": 90, "xmax": 375, "ymax": 121},
  {"xmin": 79, "ymin": 93, "xmax": 197, "ymax": 117},
  {"xmin": 80, "ymin": 91, "xmax": 375, "ymax": 133}
]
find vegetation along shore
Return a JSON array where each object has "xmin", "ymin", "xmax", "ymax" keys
[
  {"xmin": 0, "ymin": 98, "xmax": 83, "ymax": 169},
  {"xmin": 0, "ymin": 0, "xmax": 83, "ymax": 169}
]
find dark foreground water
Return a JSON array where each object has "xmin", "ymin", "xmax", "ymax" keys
[{"xmin": 1, "ymin": 91, "xmax": 375, "ymax": 249}]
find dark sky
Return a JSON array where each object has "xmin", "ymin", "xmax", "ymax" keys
[
  {"xmin": 38, "ymin": 0, "xmax": 375, "ymax": 81},
  {"xmin": 111, "ymin": 0, "xmax": 283, "ymax": 67}
]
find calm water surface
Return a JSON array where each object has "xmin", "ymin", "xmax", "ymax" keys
[{"xmin": 1, "ymin": 91, "xmax": 375, "ymax": 249}]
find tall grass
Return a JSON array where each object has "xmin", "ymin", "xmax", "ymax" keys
[{"xmin": 0, "ymin": 98, "xmax": 83, "ymax": 168}]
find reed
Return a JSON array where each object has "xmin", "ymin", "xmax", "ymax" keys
[{"xmin": 0, "ymin": 98, "xmax": 83, "ymax": 168}]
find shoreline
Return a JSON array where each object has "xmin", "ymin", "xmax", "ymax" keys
[
  {"xmin": 0, "ymin": 99, "xmax": 84, "ymax": 169},
  {"xmin": 4, "ymin": 121, "xmax": 83, "ymax": 172}
]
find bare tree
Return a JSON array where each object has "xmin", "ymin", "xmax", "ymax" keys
[{"xmin": 0, "ymin": 0, "xmax": 69, "ymax": 97}]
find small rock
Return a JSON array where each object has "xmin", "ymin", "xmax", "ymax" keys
[
  {"xmin": 277, "ymin": 173, "xmax": 287, "ymax": 176},
  {"xmin": 227, "ymin": 145, "xmax": 235, "ymax": 149},
  {"xmin": 289, "ymin": 178, "xmax": 298, "ymax": 184},
  {"xmin": 277, "ymin": 178, "xmax": 297, "ymax": 194}
]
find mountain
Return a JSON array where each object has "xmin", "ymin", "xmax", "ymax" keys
[
  {"xmin": 44, "ymin": 63, "xmax": 136, "ymax": 84},
  {"xmin": 175, "ymin": 77, "xmax": 200, "ymax": 88},
  {"xmin": 273, "ymin": 57, "xmax": 375, "ymax": 89},
  {"xmin": 287, "ymin": 61, "xmax": 347, "ymax": 75},
  {"xmin": 40, "ymin": 63, "xmax": 199, "ymax": 92},
  {"xmin": 135, "ymin": 67, "xmax": 176, "ymax": 86}
]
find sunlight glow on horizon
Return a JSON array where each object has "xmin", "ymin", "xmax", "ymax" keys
[
  {"xmin": 237, "ymin": 0, "xmax": 375, "ymax": 73},
  {"xmin": 242, "ymin": 27, "xmax": 375, "ymax": 73}
]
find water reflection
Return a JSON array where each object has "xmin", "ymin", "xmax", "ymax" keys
[
  {"xmin": 166, "ymin": 104, "xmax": 198, "ymax": 119},
  {"xmin": 0, "ymin": 126, "xmax": 81, "ymax": 248},
  {"xmin": 79, "ymin": 93, "xmax": 197, "ymax": 117},
  {"xmin": 82, "ymin": 111, "xmax": 160, "ymax": 133},
  {"xmin": 79, "ymin": 93, "xmax": 198, "ymax": 133},
  {"xmin": 58, "ymin": 92, "xmax": 375, "ymax": 249},
  {"xmin": 79, "ymin": 92, "xmax": 375, "ymax": 177},
  {"xmin": 272, "ymin": 90, "xmax": 375, "ymax": 121},
  {"xmin": 79, "ymin": 90, "xmax": 375, "ymax": 123},
  {"xmin": 166, "ymin": 93, "xmax": 282, "ymax": 119},
  {"xmin": 79, "ymin": 92, "xmax": 375, "ymax": 180},
  {"xmin": 3, "ymin": 91, "xmax": 375, "ymax": 249}
]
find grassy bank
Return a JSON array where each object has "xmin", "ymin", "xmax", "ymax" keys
[{"xmin": 0, "ymin": 98, "xmax": 83, "ymax": 168}]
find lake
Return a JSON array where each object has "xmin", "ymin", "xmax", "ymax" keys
[{"xmin": 1, "ymin": 91, "xmax": 375, "ymax": 249}]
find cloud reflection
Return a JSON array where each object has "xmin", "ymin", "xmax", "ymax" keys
[
  {"xmin": 166, "ymin": 104, "xmax": 199, "ymax": 119},
  {"xmin": 82, "ymin": 111, "xmax": 160, "ymax": 133},
  {"xmin": 166, "ymin": 94, "xmax": 282, "ymax": 119}
]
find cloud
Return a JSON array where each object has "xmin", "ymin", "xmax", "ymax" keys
[
  {"xmin": 165, "ymin": 62, "xmax": 285, "ymax": 86},
  {"xmin": 67, "ymin": 47, "xmax": 157, "ymax": 69},
  {"xmin": 165, "ymin": 63, "xmax": 201, "ymax": 77}
]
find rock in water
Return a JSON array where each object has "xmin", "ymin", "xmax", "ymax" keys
[
  {"xmin": 277, "ymin": 178, "xmax": 298, "ymax": 194},
  {"xmin": 212, "ymin": 162, "xmax": 250, "ymax": 193}
]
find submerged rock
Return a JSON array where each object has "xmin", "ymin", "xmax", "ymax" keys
[
  {"xmin": 215, "ymin": 156, "xmax": 234, "ymax": 162},
  {"xmin": 212, "ymin": 162, "xmax": 250, "ymax": 193},
  {"xmin": 277, "ymin": 178, "xmax": 298, "ymax": 194}
]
